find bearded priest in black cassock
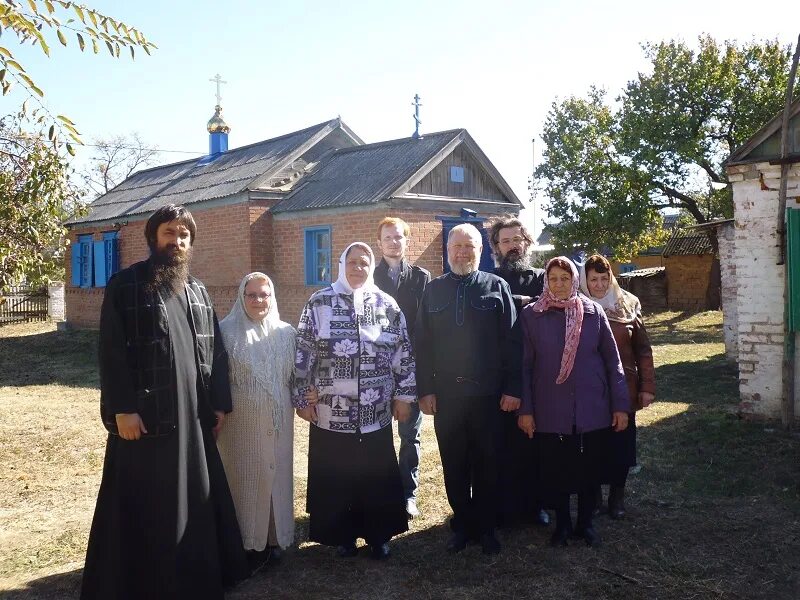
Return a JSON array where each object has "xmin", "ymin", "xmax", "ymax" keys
[{"xmin": 81, "ymin": 205, "xmax": 249, "ymax": 600}]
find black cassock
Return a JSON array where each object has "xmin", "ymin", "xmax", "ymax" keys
[
  {"xmin": 81, "ymin": 291, "xmax": 248, "ymax": 600},
  {"xmin": 494, "ymin": 265, "xmax": 547, "ymax": 525}
]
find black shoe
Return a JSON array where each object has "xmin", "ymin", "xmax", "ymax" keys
[
  {"xmin": 593, "ymin": 486, "xmax": 604, "ymax": 517},
  {"xmin": 480, "ymin": 532, "xmax": 501, "ymax": 555},
  {"xmin": 336, "ymin": 542, "xmax": 358, "ymax": 557},
  {"xmin": 369, "ymin": 543, "xmax": 391, "ymax": 560},
  {"xmin": 446, "ymin": 531, "xmax": 470, "ymax": 553},
  {"xmin": 535, "ymin": 509, "xmax": 550, "ymax": 526},
  {"xmin": 577, "ymin": 526, "xmax": 602, "ymax": 548},
  {"xmin": 608, "ymin": 486, "xmax": 626, "ymax": 520},
  {"xmin": 549, "ymin": 528, "xmax": 570, "ymax": 547},
  {"xmin": 268, "ymin": 546, "xmax": 283, "ymax": 564}
]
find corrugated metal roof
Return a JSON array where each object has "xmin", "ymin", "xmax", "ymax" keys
[
  {"xmin": 662, "ymin": 230, "xmax": 713, "ymax": 256},
  {"xmin": 271, "ymin": 130, "xmax": 465, "ymax": 213},
  {"xmin": 68, "ymin": 119, "xmax": 341, "ymax": 225},
  {"xmin": 617, "ymin": 266, "xmax": 665, "ymax": 279}
]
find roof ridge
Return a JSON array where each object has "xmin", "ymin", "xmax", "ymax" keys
[
  {"xmin": 331, "ymin": 128, "xmax": 464, "ymax": 154},
  {"xmin": 121, "ymin": 118, "xmax": 341, "ymax": 179}
]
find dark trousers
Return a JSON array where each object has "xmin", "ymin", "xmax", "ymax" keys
[
  {"xmin": 433, "ymin": 394, "xmax": 502, "ymax": 536},
  {"xmin": 553, "ymin": 488, "xmax": 596, "ymax": 532}
]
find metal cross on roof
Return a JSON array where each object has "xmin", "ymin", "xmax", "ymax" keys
[
  {"xmin": 412, "ymin": 93, "xmax": 422, "ymax": 139},
  {"xmin": 209, "ymin": 73, "xmax": 227, "ymax": 106}
]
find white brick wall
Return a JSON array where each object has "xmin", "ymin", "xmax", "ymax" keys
[
  {"xmin": 47, "ymin": 282, "xmax": 65, "ymax": 321},
  {"xmin": 718, "ymin": 222, "xmax": 737, "ymax": 361},
  {"xmin": 730, "ymin": 162, "xmax": 800, "ymax": 419}
]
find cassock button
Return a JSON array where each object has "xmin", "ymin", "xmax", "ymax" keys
[
  {"xmin": 270, "ymin": 464, "xmax": 275, "ymax": 470},
  {"xmin": 267, "ymin": 429, "xmax": 273, "ymax": 436}
]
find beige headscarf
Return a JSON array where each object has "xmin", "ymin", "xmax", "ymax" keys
[
  {"xmin": 578, "ymin": 261, "xmax": 641, "ymax": 324},
  {"xmin": 219, "ymin": 272, "xmax": 295, "ymax": 433}
]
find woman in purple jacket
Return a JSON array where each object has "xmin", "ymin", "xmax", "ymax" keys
[{"xmin": 517, "ymin": 257, "xmax": 630, "ymax": 548}]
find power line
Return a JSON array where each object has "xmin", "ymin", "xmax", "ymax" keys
[{"xmin": 80, "ymin": 143, "xmax": 204, "ymax": 155}]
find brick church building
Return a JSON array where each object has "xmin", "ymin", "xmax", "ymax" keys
[{"xmin": 65, "ymin": 106, "xmax": 523, "ymax": 327}]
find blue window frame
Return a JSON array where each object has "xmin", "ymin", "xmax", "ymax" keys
[
  {"xmin": 450, "ymin": 166, "xmax": 465, "ymax": 183},
  {"xmin": 620, "ymin": 263, "xmax": 636, "ymax": 274},
  {"xmin": 304, "ymin": 226, "xmax": 332, "ymax": 286}
]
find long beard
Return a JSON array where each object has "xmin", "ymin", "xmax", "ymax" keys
[
  {"xmin": 148, "ymin": 246, "xmax": 191, "ymax": 295},
  {"xmin": 499, "ymin": 250, "xmax": 532, "ymax": 273},
  {"xmin": 449, "ymin": 259, "xmax": 478, "ymax": 276}
]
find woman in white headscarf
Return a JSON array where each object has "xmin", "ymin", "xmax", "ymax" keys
[
  {"xmin": 294, "ymin": 242, "xmax": 416, "ymax": 560},
  {"xmin": 217, "ymin": 272, "xmax": 296, "ymax": 571},
  {"xmin": 579, "ymin": 255, "xmax": 655, "ymax": 520}
]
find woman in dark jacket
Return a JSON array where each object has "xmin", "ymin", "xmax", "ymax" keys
[
  {"xmin": 580, "ymin": 254, "xmax": 655, "ymax": 519},
  {"xmin": 518, "ymin": 257, "xmax": 630, "ymax": 548}
]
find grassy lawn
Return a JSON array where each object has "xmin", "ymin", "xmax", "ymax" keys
[{"xmin": 1, "ymin": 312, "xmax": 798, "ymax": 599}]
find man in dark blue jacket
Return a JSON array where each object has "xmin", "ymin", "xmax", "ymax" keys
[
  {"xmin": 415, "ymin": 223, "xmax": 521, "ymax": 555},
  {"xmin": 372, "ymin": 217, "xmax": 430, "ymax": 519}
]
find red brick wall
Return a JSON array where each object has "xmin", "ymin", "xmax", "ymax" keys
[
  {"xmin": 66, "ymin": 200, "xmax": 516, "ymax": 328},
  {"xmin": 65, "ymin": 203, "xmax": 254, "ymax": 328},
  {"xmin": 270, "ymin": 205, "xmax": 506, "ymax": 325}
]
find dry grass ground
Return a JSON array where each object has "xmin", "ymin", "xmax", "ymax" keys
[{"xmin": 1, "ymin": 311, "xmax": 799, "ymax": 599}]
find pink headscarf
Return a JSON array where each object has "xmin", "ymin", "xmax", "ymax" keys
[{"xmin": 531, "ymin": 256, "xmax": 584, "ymax": 384}]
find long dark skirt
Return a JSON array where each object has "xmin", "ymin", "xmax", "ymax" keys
[
  {"xmin": 537, "ymin": 427, "xmax": 611, "ymax": 505},
  {"xmin": 307, "ymin": 424, "xmax": 408, "ymax": 546},
  {"xmin": 497, "ymin": 410, "xmax": 541, "ymax": 525},
  {"xmin": 603, "ymin": 412, "xmax": 637, "ymax": 485}
]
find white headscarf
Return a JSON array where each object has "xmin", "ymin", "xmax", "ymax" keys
[
  {"xmin": 331, "ymin": 242, "xmax": 377, "ymax": 315},
  {"xmin": 219, "ymin": 272, "xmax": 295, "ymax": 433},
  {"xmin": 578, "ymin": 262, "xmax": 641, "ymax": 324}
]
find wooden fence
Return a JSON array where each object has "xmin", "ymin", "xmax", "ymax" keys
[{"xmin": 0, "ymin": 285, "xmax": 49, "ymax": 326}]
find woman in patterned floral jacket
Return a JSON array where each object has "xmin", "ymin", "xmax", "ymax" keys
[{"xmin": 293, "ymin": 242, "xmax": 417, "ymax": 560}]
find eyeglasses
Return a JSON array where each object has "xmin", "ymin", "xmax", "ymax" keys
[
  {"xmin": 498, "ymin": 236, "xmax": 527, "ymax": 245},
  {"xmin": 245, "ymin": 292, "xmax": 271, "ymax": 302}
]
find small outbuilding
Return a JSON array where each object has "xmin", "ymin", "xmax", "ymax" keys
[{"xmin": 725, "ymin": 97, "xmax": 800, "ymax": 421}]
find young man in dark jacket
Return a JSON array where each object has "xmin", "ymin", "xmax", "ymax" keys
[{"xmin": 372, "ymin": 217, "xmax": 430, "ymax": 519}]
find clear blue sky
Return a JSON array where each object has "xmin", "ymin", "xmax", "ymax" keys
[{"xmin": 4, "ymin": 0, "xmax": 799, "ymax": 234}]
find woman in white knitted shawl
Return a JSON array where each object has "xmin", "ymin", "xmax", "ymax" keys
[{"xmin": 217, "ymin": 272, "xmax": 296, "ymax": 568}]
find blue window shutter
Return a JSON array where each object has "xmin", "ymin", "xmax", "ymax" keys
[
  {"xmin": 78, "ymin": 235, "xmax": 94, "ymax": 288},
  {"xmin": 304, "ymin": 230, "xmax": 314, "ymax": 285},
  {"xmin": 93, "ymin": 240, "xmax": 107, "ymax": 287},
  {"xmin": 70, "ymin": 243, "xmax": 82, "ymax": 286},
  {"xmin": 103, "ymin": 232, "xmax": 119, "ymax": 278}
]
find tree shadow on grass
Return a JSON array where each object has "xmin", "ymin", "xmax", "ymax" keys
[
  {"xmin": 0, "ymin": 329, "xmax": 99, "ymax": 388},
  {"xmin": 0, "ymin": 568, "xmax": 83, "ymax": 600}
]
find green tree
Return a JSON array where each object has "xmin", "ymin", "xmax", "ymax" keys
[
  {"xmin": 0, "ymin": 113, "xmax": 84, "ymax": 292},
  {"xmin": 0, "ymin": 0, "xmax": 156, "ymax": 151},
  {"xmin": 537, "ymin": 36, "xmax": 793, "ymax": 259},
  {"xmin": 0, "ymin": 1, "xmax": 154, "ymax": 294}
]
